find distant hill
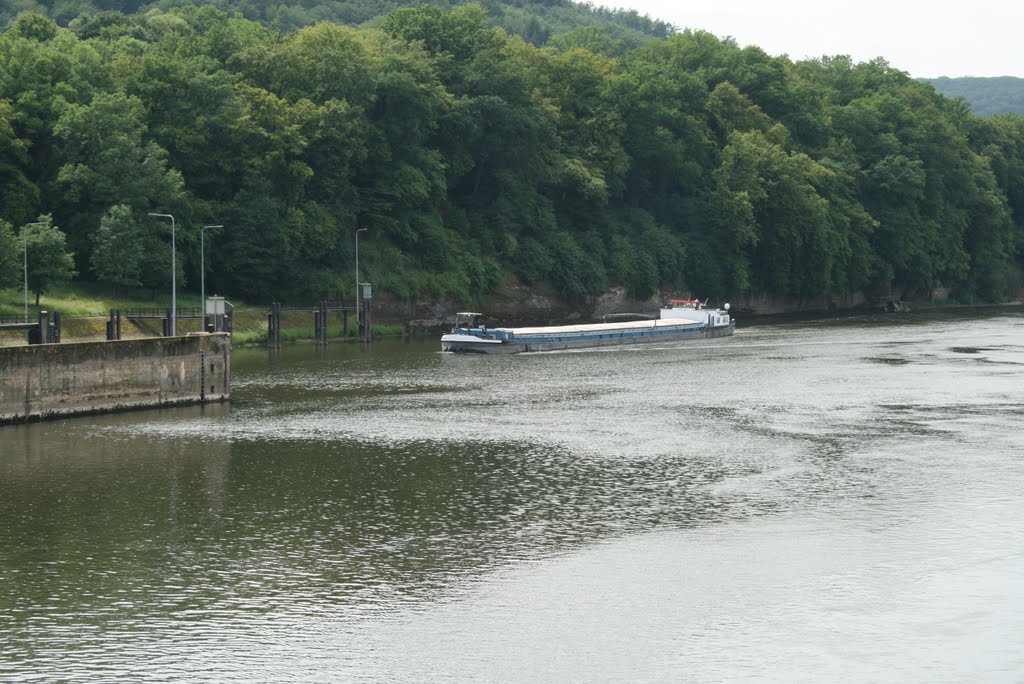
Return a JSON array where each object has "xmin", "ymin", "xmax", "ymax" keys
[{"xmin": 926, "ymin": 76, "xmax": 1024, "ymax": 116}]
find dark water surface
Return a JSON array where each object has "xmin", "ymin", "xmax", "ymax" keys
[{"xmin": 2, "ymin": 311, "xmax": 1023, "ymax": 681}]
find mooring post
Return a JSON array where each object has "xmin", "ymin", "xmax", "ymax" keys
[
  {"xmin": 318, "ymin": 301, "xmax": 328, "ymax": 346},
  {"xmin": 37, "ymin": 310, "xmax": 49, "ymax": 345},
  {"xmin": 27, "ymin": 311, "xmax": 42, "ymax": 344},
  {"xmin": 279, "ymin": 303, "xmax": 284, "ymax": 347},
  {"xmin": 361, "ymin": 299, "xmax": 371, "ymax": 343},
  {"xmin": 273, "ymin": 303, "xmax": 279, "ymax": 348},
  {"xmin": 266, "ymin": 305, "xmax": 274, "ymax": 348},
  {"xmin": 356, "ymin": 283, "xmax": 372, "ymax": 344},
  {"xmin": 319, "ymin": 302, "xmax": 324, "ymax": 345},
  {"xmin": 107, "ymin": 309, "xmax": 122, "ymax": 340},
  {"xmin": 268, "ymin": 303, "xmax": 279, "ymax": 349}
]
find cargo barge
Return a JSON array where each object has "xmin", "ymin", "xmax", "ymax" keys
[{"xmin": 441, "ymin": 300, "xmax": 735, "ymax": 354}]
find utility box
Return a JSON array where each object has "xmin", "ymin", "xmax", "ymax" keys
[
  {"xmin": 361, "ymin": 283, "xmax": 372, "ymax": 300},
  {"xmin": 205, "ymin": 296, "xmax": 233, "ymax": 333},
  {"xmin": 206, "ymin": 296, "xmax": 226, "ymax": 317}
]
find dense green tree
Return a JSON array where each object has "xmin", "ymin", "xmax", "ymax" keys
[
  {"xmin": 0, "ymin": 218, "xmax": 20, "ymax": 287},
  {"xmin": 49, "ymin": 88, "xmax": 184, "ymax": 278},
  {"xmin": 90, "ymin": 203, "xmax": 143, "ymax": 294},
  {"xmin": 8, "ymin": 11, "xmax": 56, "ymax": 41},
  {"xmin": 0, "ymin": 98, "xmax": 38, "ymax": 223},
  {"xmin": 21, "ymin": 215, "xmax": 75, "ymax": 303},
  {"xmin": 968, "ymin": 114, "xmax": 1024, "ymax": 263}
]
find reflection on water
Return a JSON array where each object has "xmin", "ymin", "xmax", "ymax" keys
[{"xmin": 2, "ymin": 310, "xmax": 1023, "ymax": 681}]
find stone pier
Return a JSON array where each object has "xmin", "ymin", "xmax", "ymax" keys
[{"xmin": 0, "ymin": 334, "xmax": 230, "ymax": 424}]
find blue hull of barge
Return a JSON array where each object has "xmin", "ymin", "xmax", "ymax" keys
[{"xmin": 441, "ymin": 320, "xmax": 735, "ymax": 354}]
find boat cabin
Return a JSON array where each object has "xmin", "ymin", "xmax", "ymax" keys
[
  {"xmin": 453, "ymin": 312, "xmax": 482, "ymax": 330},
  {"xmin": 660, "ymin": 299, "xmax": 731, "ymax": 327}
]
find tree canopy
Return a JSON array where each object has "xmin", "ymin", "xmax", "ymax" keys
[
  {"xmin": 0, "ymin": 6, "xmax": 1022, "ymax": 309},
  {"xmin": 21, "ymin": 216, "xmax": 76, "ymax": 303}
]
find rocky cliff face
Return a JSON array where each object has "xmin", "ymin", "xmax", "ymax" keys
[
  {"xmin": 370, "ymin": 282, "xmax": 1023, "ymax": 331},
  {"xmin": 374, "ymin": 283, "xmax": 577, "ymax": 332},
  {"xmin": 381, "ymin": 285, "xmax": 686, "ymax": 331}
]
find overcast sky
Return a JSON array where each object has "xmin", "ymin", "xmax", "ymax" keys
[{"xmin": 607, "ymin": 0, "xmax": 1024, "ymax": 78}]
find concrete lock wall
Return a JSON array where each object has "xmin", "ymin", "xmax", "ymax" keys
[{"xmin": 0, "ymin": 334, "xmax": 231, "ymax": 424}]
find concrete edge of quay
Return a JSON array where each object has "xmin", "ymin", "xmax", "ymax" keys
[{"xmin": 0, "ymin": 333, "xmax": 231, "ymax": 425}]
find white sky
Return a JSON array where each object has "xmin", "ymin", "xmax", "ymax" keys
[{"xmin": 607, "ymin": 0, "xmax": 1024, "ymax": 78}]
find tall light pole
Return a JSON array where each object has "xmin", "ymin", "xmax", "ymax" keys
[
  {"xmin": 355, "ymin": 227, "xmax": 367, "ymax": 327},
  {"xmin": 201, "ymin": 224, "xmax": 223, "ymax": 329},
  {"xmin": 23, "ymin": 220, "xmax": 50, "ymax": 322},
  {"xmin": 148, "ymin": 212, "xmax": 176, "ymax": 336}
]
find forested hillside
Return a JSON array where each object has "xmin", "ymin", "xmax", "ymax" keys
[
  {"xmin": 1, "ymin": 6, "xmax": 1023, "ymax": 310},
  {"xmin": 0, "ymin": 0, "xmax": 672, "ymax": 46},
  {"xmin": 927, "ymin": 76, "xmax": 1024, "ymax": 117}
]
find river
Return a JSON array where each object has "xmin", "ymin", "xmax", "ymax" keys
[{"xmin": 1, "ymin": 310, "xmax": 1023, "ymax": 681}]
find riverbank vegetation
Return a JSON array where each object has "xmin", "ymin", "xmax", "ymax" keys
[{"xmin": 1, "ymin": 4, "xmax": 1023, "ymax": 313}]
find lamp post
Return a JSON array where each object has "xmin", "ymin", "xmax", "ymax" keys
[
  {"xmin": 148, "ymin": 212, "xmax": 176, "ymax": 336},
  {"xmin": 201, "ymin": 224, "xmax": 223, "ymax": 330},
  {"xmin": 355, "ymin": 227, "xmax": 367, "ymax": 329},
  {"xmin": 23, "ymin": 220, "xmax": 50, "ymax": 322}
]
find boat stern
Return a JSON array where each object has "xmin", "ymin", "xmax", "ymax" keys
[{"xmin": 440, "ymin": 332, "xmax": 508, "ymax": 353}]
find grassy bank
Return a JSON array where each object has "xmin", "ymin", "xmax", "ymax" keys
[
  {"xmin": 0, "ymin": 281, "xmax": 204, "ymax": 317},
  {"xmin": 0, "ymin": 283, "xmax": 405, "ymax": 346}
]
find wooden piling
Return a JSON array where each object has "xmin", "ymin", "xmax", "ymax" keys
[{"xmin": 268, "ymin": 302, "xmax": 282, "ymax": 349}]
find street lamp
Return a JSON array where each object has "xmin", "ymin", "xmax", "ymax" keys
[
  {"xmin": 23, "ymin": 220, "xmax": 50, "ymax": 322},
  {"xmin": 201, "ymin": 224, "xmax": 223, "ymax": 329},
  {"xmin": 148, "ymin": 212, "xmax": 176, "ymax": 336},
  {"xmin": 355, "ymin": 227, "xmax": 367, "ymax": 327}
]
